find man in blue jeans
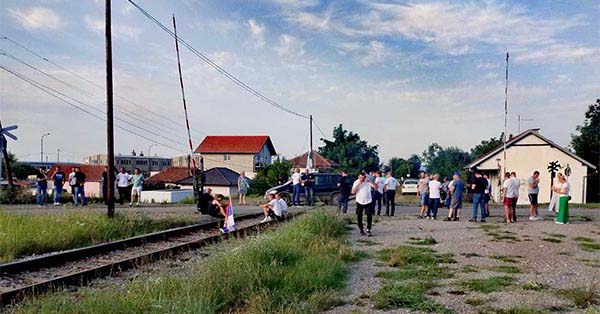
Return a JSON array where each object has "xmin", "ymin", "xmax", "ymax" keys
[
  {"xmin": 52, "ymin": 166, "xmax": 66, "ymax": 205},
  {"xmin": 470, "ymin": 171, "xmax": 487, "ymax": 222},
  {"xmin": 291, "ymin": 168, "xmax": 302, "ymax": 206},
  {"xmin": 73, "ymin": 167, "xmax": 87, "ymax": 206},
  {"xmin": 36, "ymin": 167, "xmax": 48, "ymax": 206}
]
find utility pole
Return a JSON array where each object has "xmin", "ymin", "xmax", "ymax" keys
[
  {"xmin": 0, "ymin": 119, "xmax": 16, "ymax": 187},
  {"xmin": 503, "ymin": 52, "xmax": 509, "ymax": 175},
  {"xmin": 57, "ymin": 148, "xmax": 60, "ymax": 163},
  {"xmin": 308, "ymin": 114, "xmax": 314, "ymax": 171},
  {"xmin": 105, "ymin": 0, "xmax": 116, "ymax": 218},
  {"xmin": 40, "ymin": 132, "xmax": 50, "ymax": 163}
]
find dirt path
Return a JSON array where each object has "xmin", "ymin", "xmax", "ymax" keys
[{"xmin": 327, "ymin": 208, "xmax": 600, "ymax": 314}]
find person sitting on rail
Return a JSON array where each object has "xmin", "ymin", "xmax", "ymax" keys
[
  {"xmin": 277, "ymin": 193, "xmax": 288, "ymax": 217},
  {"xmin": 197, "ymin": 188, "xmax": 213, "ymax": 214},
  {"xmin": 260, "ymin": 191, "xmax": 283, "ymax": 223},
  {"xmin": 208, "ymin": 194, "xmax": 227, "ymax": 219}
]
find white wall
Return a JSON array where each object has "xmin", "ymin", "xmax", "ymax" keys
[
  {"xmin": 476, "ymin": 134, "xmax": 590, "ymax": 204},
  {"xmin": 141, "ymin": 190, "xmax": 194, "ymax": 203}
]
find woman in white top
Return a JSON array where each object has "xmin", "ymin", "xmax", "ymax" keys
[
  {"xmin": 553, "ymin": 173, "xmax": 570, "ymax": 224},
  {"xmin": 548, "ymin": 176, "xmax": 563, "ymax": 213},
  {"xmin": 427, "ymin": 174, "xmax": 441, "ymax": 219}
]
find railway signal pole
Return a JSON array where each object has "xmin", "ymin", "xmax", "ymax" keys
[{"xmin": 106, "ymin": 0, "xmax": 116, "ymax": 218}]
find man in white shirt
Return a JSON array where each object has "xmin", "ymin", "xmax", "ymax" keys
[
  {"xmin": 291, "ymin": 168, "xmax": 302, "ymax": 207},
  {"xmin": 374, "ymin": 172, "xmax": 386, "ymax": 216},
  {"xmin": 427, "ymin": 174, "xmax": 441, "ymax": 219},
  {"xmin": 116, "ymin": 167, "xmax": 130, "ymax": 205},
  {"xmin": 277, "ymin": 193, "xmax": 288, "ymax": 215},
  {"xmin": 509, "ymin": 172, "xmax": 520, "ymax": 222},
  {"xmin": 261, "ymin": 192, "xmax": 283, "ymax": 222},
  {"xmin": 352, "ymin": 171, "xmax": 378, "ymax": 236},
  {"xmin": 384, "ymin": 171, "xmax": 400, "ymax": 216}
]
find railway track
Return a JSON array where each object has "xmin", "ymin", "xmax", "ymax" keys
[{"xmin": 0, "ymin": 211, "xmax": 298, "ymax": 307}]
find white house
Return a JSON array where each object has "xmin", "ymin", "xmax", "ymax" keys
[{"xmin": 466, "ymin": 129, "xmax": 596, "ymax": 205}]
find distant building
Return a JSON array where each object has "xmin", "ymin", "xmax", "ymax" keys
[
  {"xmin": 146, "ymin": 166, "xmax": 241, "ymax": 197},
  {"xmin": 84, "ymin": 150, "xmax": 171, "ymax": 177},
  {"xmin": 170, "ymin": 154, "xmax": 201, "ymax": 168},
  {"xmin": 194, "ymin": 136, "xmax": 276, "ymax": 178},
  {"xmin": 466, "ymin": 129, "xmax": 596, "ymax": 204},
  {"xmin": 290, "ymin": 150, "xmax": 339, "ymax": 172}
]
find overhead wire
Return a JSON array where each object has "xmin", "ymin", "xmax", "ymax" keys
[
  {"xmin": 0, "ymin": 64, "xmax": 187, "ymax": 153},
  {"xmin": 0, "ymin": 49, "xmax": 188, "ymax": 141},
  {"xmin": 1, "ymin": 35, "xmax": 206, "ymax": 138},
  {"xmin": 127, "ymin": 0, "xmax": 310, "ymax": 120}
]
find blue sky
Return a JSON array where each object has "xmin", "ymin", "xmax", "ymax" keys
[{"xmin": 1, "ymin": 0, "xmax": 598, "ymax": 163}]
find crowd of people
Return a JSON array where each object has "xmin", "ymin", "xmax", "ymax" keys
[
  {"xmin": 34, "ymin": 166, "xmax": 145, "ymax": 207},
  {"xmin": 344, "ymin": 168, "xmax": 572, "ymax": 236}
]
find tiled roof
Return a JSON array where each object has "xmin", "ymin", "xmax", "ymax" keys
[
  {"xmin": 194, "ymin": 136, "xmax": 276, "ymax": 155},
  {"xmin": 46, "ymin": 164, "xmax": 105, "ymax": 182},
  {"xmin": 146, "ymin": 167, "xmax": 192, "ymax": 184},
  {"xmin": 291, "ymin": 150, "xmax": 339, "ymax": 169},
  {"xmin": 178, "ymin": 167, "xmax": 240, "ymax": 187}
]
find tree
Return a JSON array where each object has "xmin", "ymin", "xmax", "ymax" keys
[
  {"xmin": 248, "ymin": 158, "xmax": 292, "ymax": 195},
  {"xmin": 3, "ymin": 152, "xmax": 36, "ymax": 180},
  {"xmin": 571, "ymin": 99, "xmax": 600, "ymax": 202},
  {"xmin": 387, "ymin": 155, "xmax": 421, "ymax": 179},
  {"xmin": 422, "ymin": 143, "xmax": 471, "ymax": 178},
  {"xmin": 470, "ymin": 133, "xmax": 504, "ymax": 160},
  {"xmin": 319, "ymin": 124, "xmax": 380, "ymax": 174}
]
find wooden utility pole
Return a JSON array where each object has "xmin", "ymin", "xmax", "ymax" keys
[
  {"xmin": 0, "ymin": 119, "xmax": 15, "ymax": 187},
  {"xmin": 105, "ymin": 0, "xmax": 116, "ymax": 218}
]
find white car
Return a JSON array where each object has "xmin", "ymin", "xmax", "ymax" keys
[{"xmin": 401, "ymin": 179, "xmax": 419, "ymax": 194}]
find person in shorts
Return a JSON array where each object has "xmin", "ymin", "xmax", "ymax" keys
[
  {"xmin": 417, "ymin": 172, "xmax": 430, "ymax": 218},
  {"xmin": 445, "ymin": 172, "xmax": 464, "ymax": 221},
  {"xmin": 528, "ymin": 171, "xmax": 540, "ymax": 220},
  {"xmin": 129, "ymin": 168, "xmax": 144, "ymax": 207},
  {"xmin": 261, "ymin": 191, "xmax": 283, "ymax": 222}
]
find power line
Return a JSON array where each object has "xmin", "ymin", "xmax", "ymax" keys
[
  {"xmin": 0, "ymin": 49, "xmax": 188, "ymax": 141},
  {"xmin": 312, "ymin": 118, "xmax": 328, "ymax": 139},
  {"xmin": 1, "ymin": 35, "xmax": 205, "ymax": 138},
  {"xmin": 127, "ymin": 0, "xmax": 310, "ymax": 120},
  {"xmin": 0, "ymin": 64, "xmax": 187, "ymax": 153}
]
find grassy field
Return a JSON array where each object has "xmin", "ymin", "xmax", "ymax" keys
[
  {"xmin": 12, "ymin": 210, "xmax": 355, "ymax": 314},
  {"xmin": 0, "ymin": 211, "xmax": 195, "ymax": 263}
]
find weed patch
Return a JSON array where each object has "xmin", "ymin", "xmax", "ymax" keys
[
  {"xmin": 541, "ymin": 237, "xmax": 562, "ymax": 243},
  {"xmin": 521, "ymin": 281, "xmax": 545, "ymax": 291},
  {"xmin": 372, "ymin": 282, "xmax": 452, "ymax": 313},
  {"xmin": 14, "ymin": 210, "xmax": 353, "ymax": 314},
  {"xmin": 490, "ymin": 255, "xmax": 521, "ymax": 264},
  {"xmin": 488, "ymin": 265, "xmax": 521, "ymax": 274},
  {"xmin": 407, "ymin": 236, "xmax": 438, "ymax": 245},
  {"xmin": 459, "ymin": 276, "xmax": 515, "ymax": 293},
  {"xmin": 462, "ymin": 265, "xmax": 480, "ymax": 273},
  {"xmin": 477, "ymin": 306, "xmax": 548, "ymax": 314},
  {"xmin": 465, "ymin": 298, "xmax": 485, "ymax": 306},
  {"xmin": 556, "ymin": 286, "xmax": 599, "ymax": 309}
]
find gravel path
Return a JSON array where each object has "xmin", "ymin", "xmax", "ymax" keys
[{"xmin": 327, "ymin": 205, "xmax": 600, "ymax": 314}]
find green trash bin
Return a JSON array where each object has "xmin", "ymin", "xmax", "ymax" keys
[{"xmin": 556, "ymin": 195, "xmax": 569, "ymax": 224}]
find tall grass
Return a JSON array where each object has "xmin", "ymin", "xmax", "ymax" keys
[
  {"xmin": 13, "ymin": 210, "xmax": 351, "ymax": 314},
  {"xmin": 0, "ymin": 211, "xmax": 194, "ymax": 263}
]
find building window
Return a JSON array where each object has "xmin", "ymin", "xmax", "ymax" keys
[
  {"xmin": 152, "ymin": 161, "xmax": 158, "ymax": 166},
  {"xmin": 223, "ymin": 154, "xmax": 230, "ymax": 161}
]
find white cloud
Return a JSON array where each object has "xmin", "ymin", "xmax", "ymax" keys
[
  {"xmin": 335, "ymin": 40, "xmax": 390, "ymax": 66},
  {"xmin": 284, "ymin": 1, "xmax": 597, "ymax": 63},
  {"xmin": 275, "ymin": 34, "xmax": 305, "ymax": 58},
  {"xmin": 513, "ymin": 44, "xmax": 600, "ymax": 64},
  {"xmin": 247, "ymin": 18, "xmax": 266, "ymax": 47},
  {"xmin": 83, "ymin": 15, "xmax": 142, "ymax": 39},
  {"xmin": 190, "ymin": 19, "xmax": 240, "ymax": 34},
  {"xmin": 7, "ymin": 6, "xmax": 63, "ymax": 30}
]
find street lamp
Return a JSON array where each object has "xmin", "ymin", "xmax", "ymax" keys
[
  {"xmin": 40, "ymin": 132, "xmax": 50, "ymax": 163},
  {"xmin": 148, "ymin": 144, "xmax": 158, "ymax": 156}
]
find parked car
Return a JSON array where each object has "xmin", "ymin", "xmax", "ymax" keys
[
  {"xmin": 265, "ymin": 173, "xmax": 353, "ymax": 206},
  {"xmin": 401, "ymin": 179, "xmax": 419, "ymax": 194}
]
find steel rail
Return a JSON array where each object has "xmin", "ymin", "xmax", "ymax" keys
[
  {"xmin": 0, "ymin": 212, "xmax": 263, "ymax": 275},
  {"xmin": 0, "ymin": 212, "xmax": 300, "ymax": 307}
]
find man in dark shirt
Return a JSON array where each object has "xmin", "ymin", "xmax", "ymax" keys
[
  {"xmin": 337, "ymin": 170, "xmax": 352, "ymax": 214},
  {"xmin": 36, "ymin": 167, "xmax": 48, "ymax": 206},
  {"xmin": 470, "ymin": 171, "xmax": 488, "ymax": 222},
  {"xmin": 52, "ymin": 166, "xmax": 66, "ymax": 206},
  {"xmin": 302, "ymin": 170, "xmax": 315, "ymax": 206},
  {"xmin": 74, "ymin": 167, "xmax": 87, "ymax": 206},
  {"xmin": 197, "ymin": 188, "xmax": 214, "ymax": 214}
]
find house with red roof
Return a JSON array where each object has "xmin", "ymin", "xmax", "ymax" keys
[
  {"xmin": 46, "ymin": 164, "xmax": 106, "ymax": 198},
  {"xmin": 290, "ymin": 150, "xmax": 339, "ymax": 172},
  {"xmin": 194, "ymin": 136, "xmax": 276, "ymax": 178}
]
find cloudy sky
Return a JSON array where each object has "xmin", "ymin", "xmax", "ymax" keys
[{"xmin": 1, "ymin": 0, "xmax": 598, "ymax": 164}]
